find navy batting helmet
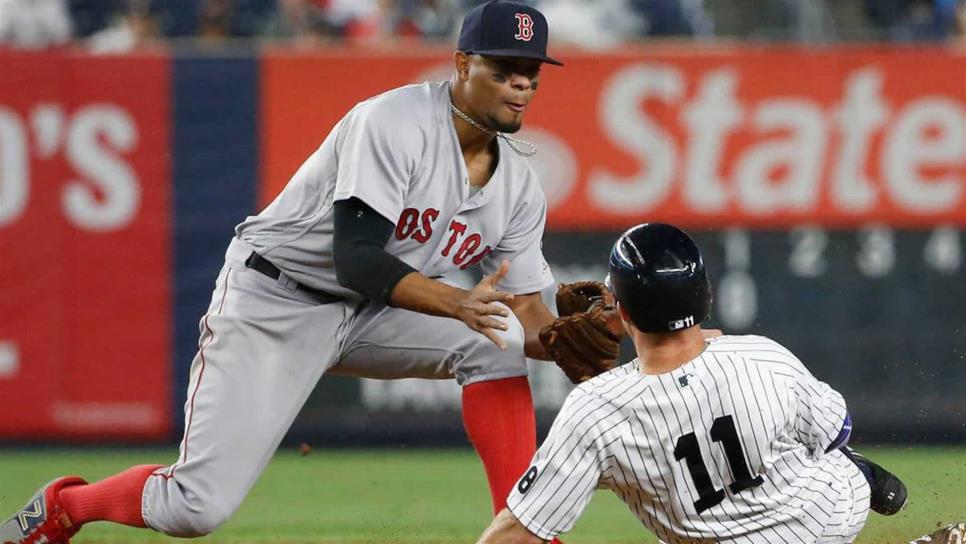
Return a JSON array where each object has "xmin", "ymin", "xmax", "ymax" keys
[{"xmin": 605, "ymin": 223, "xmax": 712, "ymax": 333}]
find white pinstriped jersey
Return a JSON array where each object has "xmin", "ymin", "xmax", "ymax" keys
[{"xmin": 507, "ymin": 335, "xmax": 871, "ymax": 544}]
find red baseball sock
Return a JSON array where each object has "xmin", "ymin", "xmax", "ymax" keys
[
  {"xmin": 60, "ymin": 464, "xmax": 164, "ymax": 527},
  {"xmin": 462, "ymin": 376, "xmax": 537, "ymax": 514}
]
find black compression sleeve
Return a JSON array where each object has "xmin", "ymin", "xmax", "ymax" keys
[{"xmin": 332, "ymin": 197, "xmax": 416, "ymax": 304}]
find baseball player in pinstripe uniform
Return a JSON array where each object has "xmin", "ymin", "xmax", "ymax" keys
[{"xmin": 479, "ymin": 223, "xmax": 909, "ymax": 544}]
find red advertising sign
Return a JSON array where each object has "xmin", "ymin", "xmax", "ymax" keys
[
  {"xmin": 0, "ymin": 52, "xmax": 171, "ymax": 439},
  {"xmin": 260, "ymin": 46, "xmax": 966, "ymax": 228}
]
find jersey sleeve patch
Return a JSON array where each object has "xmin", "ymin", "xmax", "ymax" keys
[{"xmin": 517, "ymin": 465, "xmax": 539, "ymax": 494}]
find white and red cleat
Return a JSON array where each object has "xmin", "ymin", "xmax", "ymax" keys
[{"xmin": 0, "ymin": 477, "xmax": 87, "ymax": 544}]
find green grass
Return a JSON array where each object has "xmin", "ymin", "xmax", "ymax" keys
[{"xmin": 0, "ymin": 446, "xmax": 962, "ymax": 543}]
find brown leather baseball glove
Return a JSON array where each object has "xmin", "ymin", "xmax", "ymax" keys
[
  {"xmin": 554, "ymin": 280, "xmax": 614, "ymax": 316},
  {"xmin": 540, "ymin": 281, "xmax": 625, "ymax": 383}
]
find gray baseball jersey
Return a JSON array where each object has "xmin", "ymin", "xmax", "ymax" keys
[
  {"xmin": 507, "ymin": 335, "xmax": 871, "ymax": 544},
  {"xmin": 235, "ymin": 80, "xmax": 553, "ymax": 299},
  {"xmin": 140, "ymin": 81, "xmax": 554, "ymax": 535}
]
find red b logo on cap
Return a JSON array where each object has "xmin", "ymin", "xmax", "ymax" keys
[{"xmin": 514, "ymin": 13, "xmax": 534, "ymax": 41}]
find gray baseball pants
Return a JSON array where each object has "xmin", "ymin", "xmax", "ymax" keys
[{"xmin": 142, "ymin": 239, "xmax": 527, "ymax": 536}]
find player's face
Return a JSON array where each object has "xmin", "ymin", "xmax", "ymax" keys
[{"xmin": 464, "ymin": 55, "xmax": 541, "ymax": 133}]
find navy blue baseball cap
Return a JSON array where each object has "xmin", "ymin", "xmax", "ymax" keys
[{"xmin": 458, "ymin": 1, "xmax": 563, "ymax": 66}]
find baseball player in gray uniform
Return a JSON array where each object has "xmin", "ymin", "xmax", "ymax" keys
[
  {"xmin": 1, "ymin": 2, "xmax": 568, "ymax": 543},
  {"xmin": 479, "ymin": 223, "xmax": 909, "ymax": 544}
]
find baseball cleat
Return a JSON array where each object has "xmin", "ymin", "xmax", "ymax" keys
[
  {"xmin": 843, "ymin": 447, "xmax": 908, "ymax": 516},
  {"xmin": 0, "ymin": 476, "xmax": 87, "ymax": 544},
  {"xmin": 909, "ymin": 522, "xmax": 966, "ymax": 544}
]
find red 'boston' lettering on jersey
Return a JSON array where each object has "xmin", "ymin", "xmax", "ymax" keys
[
  {"xmin": 394, "ymin": 207, "xmax": 438, "ymax": 242},
  {"xmin": 442, "ymin": 220, "xmax": 467, "ymax": 256},
  {"xmin": 396, "ymin": 214, "xmax": 492, "ymax": 270},
  {"xmin": 413, "ymin": 208, "xmax": 439, "ymax": 243},
  {"xmin": 460, "ymin": 245, "xmax": 492, "ymax": 271},
  {"xmin": 454, "ymin": 233, "xmax": 481, "ymax": 265},
  {"xmin": 443, "ymin": 220, "xmax": 491, "ymax": 270},
  {"xmin": 394, "ymin": 208, "xmax": 419, "ymax": 240}
]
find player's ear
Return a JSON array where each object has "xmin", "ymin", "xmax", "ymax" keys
[
  {"xmin": 616, "ymin": 302, "xmax": 635, "ymax": 334},
  {"xmin": 454, "ymin": 51, "xmax": 470, "ymax": 81}
]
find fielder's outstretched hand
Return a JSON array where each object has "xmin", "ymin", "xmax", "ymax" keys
[{"xmin": 457, "ymin": 260, "xmax": 515, "ymax": 350}]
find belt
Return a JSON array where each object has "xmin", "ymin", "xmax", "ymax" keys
[{"xmin": 244, "ymin": 252, "xmax": 341, "ymax": 305}]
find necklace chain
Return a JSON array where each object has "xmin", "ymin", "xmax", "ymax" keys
[{"xmin": 449, "ymin": 102, "xmax": 537, "ymax": 157}]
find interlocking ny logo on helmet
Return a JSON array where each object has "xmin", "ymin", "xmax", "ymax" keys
[{"xmin": 514, "ymin": 13, "xmax": 534, "ymax": 41}]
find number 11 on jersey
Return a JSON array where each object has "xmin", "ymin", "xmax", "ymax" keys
[{"xmin": 674, "ymin": 415, "xmax": 764, "ymax": 513}]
